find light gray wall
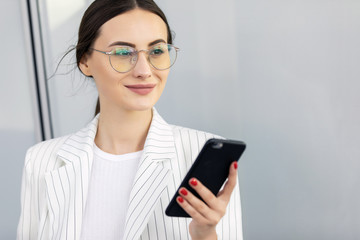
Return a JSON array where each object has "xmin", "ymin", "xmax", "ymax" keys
[
  {"xmin": 232, "ymin": 1, "xmax": 360, "ymax": 239},
  {"xmin": 0, "ymin": 0, "xmax": 41, "ymax": 238},
  {"xmin": 5, "ymin": 0, "xmax": 360, "ymax": 239}
]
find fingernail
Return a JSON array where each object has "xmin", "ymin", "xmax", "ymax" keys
[
  {"xmin": 234, "ymin": 162, "xmax": 238, "ymax": 169},
  {"xmin": 180, "ymin": 188, "xmax": 188, "ymax": 196},
  {"xmin": 177, "ymin": 196, "xmax": 184, "ymax": 203},
  {"xmin": 190, "ymin": 178, "xmax": 198, "ymax": 186}
]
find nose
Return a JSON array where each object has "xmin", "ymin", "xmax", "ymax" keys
[{"xmin": 132, "ymin": 51, "xmax": 152, "ymax": 79}]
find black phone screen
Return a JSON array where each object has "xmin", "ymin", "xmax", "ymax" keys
[{"xmin": 165, "ymin": 138, "xmax": 246, "ymax": 217}]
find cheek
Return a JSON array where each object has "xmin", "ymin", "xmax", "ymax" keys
[
  {"xmin": 157, "ymin": 70, "xmax": 170, "ymax": 85},
  {"xmin": 90, "ymin": 61, "xmax": 110, "ymax": 78},
  {"xmin": 153, "ymin": 71, "xmax": 169, "ymax": 98},
  {"xmin": 89, "ymin": 55, "xmax": 114, "ymax": 78},
  {"xmin": 91, "ymin": 59, "xmax": 122, "ymax": 89}
]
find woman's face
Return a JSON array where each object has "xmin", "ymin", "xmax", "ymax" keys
[{"xmin": 80, "ymin": 9, "xmax": 170, "ymax": 112}]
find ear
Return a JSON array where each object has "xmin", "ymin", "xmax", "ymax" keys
[{"xmin": 79, "ymin": 53, "xmax": 92, "ymax": 77}]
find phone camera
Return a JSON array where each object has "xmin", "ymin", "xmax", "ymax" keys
[{"xmin": 212, "ymin": 142, "xmax": 223, "ymax": 149}]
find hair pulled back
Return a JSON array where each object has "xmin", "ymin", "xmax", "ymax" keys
[{"xmin": 75, "ymin": 0, "xmax": 173, "ymax": 115}]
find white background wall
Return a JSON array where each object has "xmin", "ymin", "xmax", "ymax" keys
[{"xmin": 1, "ymin": 0, "xmax": 360, "ymax": 239}]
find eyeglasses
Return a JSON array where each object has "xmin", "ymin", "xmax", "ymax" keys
[{"xmin": 89, "ymin": 43, "xmax": 180, "ymax": 73}]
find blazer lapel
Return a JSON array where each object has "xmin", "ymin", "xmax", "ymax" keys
[
  {"xmin": 123, "ymin": 109, "xmax": 176, "ymax": 240},
  {"xmin": 44, "ymin": 115, "xmax": 99, "ymax": 240},
  {"xmin": 43, "ymin": 108, "xmax": 174, "ymax": 240}
]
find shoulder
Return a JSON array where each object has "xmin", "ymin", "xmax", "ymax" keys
[
  {"xmin": 169, "ymin": 124, "xmax": 225, "ymax": 153},
  {"xmin": 23, "ymin": 134, "xmax": 71, "ymax": 173},
  {"xmin": 170, "ymin": 124, "xmax": 224, "ymax": 141}
]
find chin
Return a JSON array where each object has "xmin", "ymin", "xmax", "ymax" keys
[
  {"xmin": 121, "ymin": 91, "xmax": 162, "ymax": 112},
  {"xmin": 126, "ymin": 102, "xmax": 156, "ymax": 112}
]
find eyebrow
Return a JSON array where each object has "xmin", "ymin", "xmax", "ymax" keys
[
  {"xmin": 148, "ymin": 39, "xmax": 166, "ymax": 46},
  {"xmin": 108, "ymin": 39, "xmax": 166, "ymax": 48}
]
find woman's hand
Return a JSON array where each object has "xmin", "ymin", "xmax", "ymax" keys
[{"xmin": 176, "ymin": 161, "xmax": 238, "ymax": 240}]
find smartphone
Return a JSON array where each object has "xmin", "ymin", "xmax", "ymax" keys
[{"xmin": 165, "ymin": 138, "xmax": 246, "ymax": 217}]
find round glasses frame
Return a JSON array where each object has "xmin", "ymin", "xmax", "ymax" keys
[{"xmin": 89, "ymin": 43, "xmax": 180, "ymax": 73}]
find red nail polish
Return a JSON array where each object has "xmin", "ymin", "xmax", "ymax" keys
[
  {"xmin": 178, "ymin": 196, "xmax": 184, "ymax": 203},
  {"xmin": 180, "ymin": 188, "xmax": 188, "ymax": 196},
  {"xmin": 190, "ymin": 178, "xmax": 197, "ymax": 186},
  {"xmin": 234, "ymin": 162, "xmax": 238, "ymax": 169}
]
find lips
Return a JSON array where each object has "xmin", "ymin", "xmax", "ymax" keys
[{"xmin": 125, "ymin": 84, "xmax": 156, "ymax": 95}]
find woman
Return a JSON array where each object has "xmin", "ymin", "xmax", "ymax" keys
[{"xmin": 17, "ymin": 0, "xmax": 243, "ymax": 239}]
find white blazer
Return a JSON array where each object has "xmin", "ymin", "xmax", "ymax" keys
[{"xmin": 17, "ymin": 109, "xmax": 243, "ymax": 240}]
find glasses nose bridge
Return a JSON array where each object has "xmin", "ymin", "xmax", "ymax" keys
[
  {"xmin": 134, "ymin": 49, "xmax": 151, "ymax": 64},
  {"xmin": 132, "ymin": 49, "xmax": 152, "ymax": 71},
  {"xmin": 137, "ymin": 49, "xmax": 150, "ymax": 58}
]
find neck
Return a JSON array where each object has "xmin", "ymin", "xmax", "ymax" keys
[{"xmin": 94, "ymin": 106, "xmax": 153, "ymax": 155}]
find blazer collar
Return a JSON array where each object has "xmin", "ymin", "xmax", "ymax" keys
[
  {"xmin": 50, "ymin": 108, "xmax": 175, "ymax": 240},
  {"xmin": 123, "ymin": 109, "xmax": 176, "ymax": 240},
  {"xmin": 56, "ymin": 108, "xmax": 175, "ymax": 164}
]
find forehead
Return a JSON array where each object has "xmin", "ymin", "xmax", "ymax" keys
[{"xmin": 96, "ymin": 8, "xmax": 168, "ymax": 48}]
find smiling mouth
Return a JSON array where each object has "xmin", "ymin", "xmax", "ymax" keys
[
  {"xmin": 125, "ymin": 84, "xmax": 156, "ymax": 89},
  {"xmin": 125, "ymin": 84, "xmax": 156, "ymax": 95}
]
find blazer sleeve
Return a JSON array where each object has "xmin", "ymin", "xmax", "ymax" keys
[
  {"xmin": 216, "ymin": 176, "xmax": 243, "ymax": 240},
  {"xmin": 17, "ymin": 147, "xmax": 48, "ymax": 240}
]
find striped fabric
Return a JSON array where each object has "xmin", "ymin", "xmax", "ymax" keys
[{"xmin": 17, "ymin": 108, "xmax": 243, "ymax": 240}]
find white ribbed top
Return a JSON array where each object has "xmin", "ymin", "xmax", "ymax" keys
[{"xmin": 80, "ymin": 144, "xmax": 142, "ymax": 240}]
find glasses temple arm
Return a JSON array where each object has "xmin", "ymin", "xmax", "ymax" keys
[{"xmin": 89, "ymin": 48, "xmax": 111, "ymax": 55}]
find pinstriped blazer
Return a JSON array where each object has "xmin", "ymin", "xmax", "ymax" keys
[{"xmin": 17, "ymin": 109, "xmax": 243, "ymax": 240}]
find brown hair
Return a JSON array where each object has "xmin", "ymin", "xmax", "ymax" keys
[{"xmin": 75, "ymin": 0, "xmax": 173, "ymax": 115}]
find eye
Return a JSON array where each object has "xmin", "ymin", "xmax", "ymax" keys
[
  {"xmin": 150, "ymin": 46, "xmax": 166, "ymax": 56},
  {"xmin": 113, "ymin": 47, "xmax": 134, "ymax": 56}
]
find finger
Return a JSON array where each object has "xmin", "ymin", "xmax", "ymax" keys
[
  {"xmin": 178, "ymin": 187, "xmax": 217, "ymax": 220},
  {"xmin": 176, "ymin": 196, "xmax": 208, "ymax": 224},
  {"xmin": 217, "ymin": 161, "xmax": 238, "ymax": 201},
  {"xmin": 188, "ymin": 178, "xmax": 218, "ymax": 209}
]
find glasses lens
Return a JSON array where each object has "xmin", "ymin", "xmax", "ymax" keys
[
  {"xmin": 149, "ymin": 44, "xmax": 177, "ymax": 70},
  {"xmin": 109, "ymin": 47, "xmax": 136, "ymax": 73}
]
